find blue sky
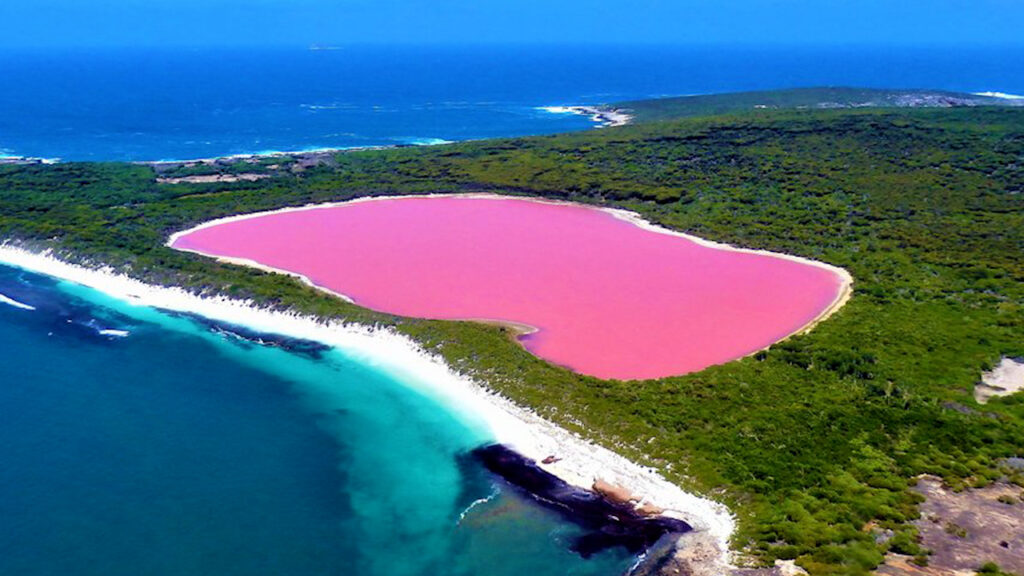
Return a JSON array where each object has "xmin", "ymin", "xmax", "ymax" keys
[{"xmin": 1, "ymin": 0, "xmax": 1022, "ymax": 48}]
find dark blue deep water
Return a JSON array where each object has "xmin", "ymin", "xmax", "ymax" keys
[{"xmin": 0, "ymin": 45, "xmax": 1022, "ymax": 161}]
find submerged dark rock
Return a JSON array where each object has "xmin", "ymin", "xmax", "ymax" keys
[
  {"xmin": 472, "ymin": 443, "xmax": 690, "ymax": 558},
  {"xmin": 173, "ymin": 312, "xmax": 331, "ymax": 359},
  {"xmin": 0, "ymin": 270, "xmax": 135, "ymax": 340}
]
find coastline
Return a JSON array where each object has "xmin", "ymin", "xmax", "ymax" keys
[
  {"xmin": 3, "ymin": 88, "xmax": 1020, "ymax": 168},
  {"xmin": 0, "ymin": 242, "xmax": 737, "ymax": 571},
  {"xmin": 169, "ymin": 193, "xmax": 854, "ymax": 374},
  {"xmin": 2, "ymin": 104, "xmax": 621, "ymax": 168},
  {"xmin": 540, "ymin": 105, "xmax": 634, "ymax": 127},
  {"xmin": 972, "ymin": 91, "xmax": 1024, "ymax": 100},
  {"xmin": 0, "ymin": 155, "xmax": 60, "ymax": 166},
  {"xmin": 146, "ymin": 105, "xmax": 629, "ymax": 167},
  {"xmin": 142, "ymin": 145, "xmax": 393, "ymax": 168}
]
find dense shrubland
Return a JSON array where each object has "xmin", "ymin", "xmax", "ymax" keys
[{"xmin": 1, "ymin": 105, "xmax": 1022, "ymax": 574}]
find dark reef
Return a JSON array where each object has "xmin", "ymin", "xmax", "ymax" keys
[
  {"xmin": 174, "ymin": 313, "xmax": 331, "ymax": 359},
  {"xmin": 472, "ymin": 443, "xmax": 690, "ymax": 558},
  {"xmin": 0, "ymin": 268, "xmax": 134, "ymax": 340}
]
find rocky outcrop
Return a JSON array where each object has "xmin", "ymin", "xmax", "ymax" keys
[
  {"xmin": 594, "ymin": 478, "xmax": 640, "ymax": 506},
  {"xmin": 472, "ymin": 444, "xmax": 691, "ymax": 558},
  {"xmin": 628, "ymin": 531, "xmax": 733, "ymax": 576}
]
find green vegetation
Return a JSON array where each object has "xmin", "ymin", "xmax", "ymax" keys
[
  {"xmin": 1, "ymin": 103, "xmax": 1023, "ymax": 575},
  {"xmin": 978, "ymin": 561, "xmax": 1018, "ymax": 576},
  {"xmin": 617, "ymin": 87, "xmax": 1020, "ymax": 123}
]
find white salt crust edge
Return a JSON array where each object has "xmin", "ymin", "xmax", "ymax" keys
[
  {"xmin": 169, "ymin": 193, "xmax": 854, "ymax": 353},
  {"xmin": 0, "ymin": 242, "xmax": 739, "ymax": 567}
]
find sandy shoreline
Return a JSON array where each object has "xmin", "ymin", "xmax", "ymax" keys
[{"xmin": 0, "ymin": 242, "xmax": 737, "ymax": 570}]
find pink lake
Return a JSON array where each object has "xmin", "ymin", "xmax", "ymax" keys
[{"xmin": 171, "ymin": 196, "xmax": 847, "ymax": 380}]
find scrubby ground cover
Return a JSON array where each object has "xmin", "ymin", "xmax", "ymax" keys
[{"xmin": 1, "ymin": 104, "xmax": 1022, "ymax": 575}]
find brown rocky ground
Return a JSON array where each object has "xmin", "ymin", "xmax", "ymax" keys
[
  {"xmin": 642, "ymin": 474, "xmax": 1024, "ymax": 576},
  {"xmin": 877, "ymin": 476, "xmax": 1024, "ymax": 576}
]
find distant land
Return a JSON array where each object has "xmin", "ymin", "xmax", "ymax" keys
[
  {"xmin": 1, "ymin": 88, "xmax": 1022, "ymax": 576},
  {"xmin": 611, "ymin": 86, "xmax": 1024, "ymax": 123},
  {"xmin": 2, "ymin": 86, "xmax": 1022, "ymax": 169}
]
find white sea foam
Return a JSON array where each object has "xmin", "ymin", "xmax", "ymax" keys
[
  {"xmin": 537, "ymin": 106, "xmax": 578, "ymax": 114},
  {"xmin": 98, "ymin": 328, "xmax": 131, "ymax": 338},
  {"xmin": 536, "ymin": 105, "xmax": 633, "ymax": 127},
  {"xmin": 457, "ymin": 487, "xmax": 500, "ymax": 525},
  {"xmin": 145, "ymin": 145, "xmax": 391, "ymax": 165},
  {"xmin": 0, "ymin": 241, "xmax": 738, "ymax": 565},
  {"xmin": 0, "ymin": 293, "xmax": 36, "ymax": 310},
  {"xmin": 974, "ymin": 91, "xmax": 1024, "ymax": 100},
  {"xmin": 402, "ymin": 137, "xmax": 455, "ymax": 146},
  {"xmin": 0, "ymin": 153, "xmax": 61, "ymax": 164},
  {"xmin": 300, "ymin": 103, "xmax": 361, "ymax": 112}
]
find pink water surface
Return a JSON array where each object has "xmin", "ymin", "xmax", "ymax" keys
[{"xmin": 172, "ymin": 196, "xmax": 844, "ymax": 380}]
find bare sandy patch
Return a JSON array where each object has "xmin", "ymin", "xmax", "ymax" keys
[
  {"xmin": 877, "ymin": 475, "xmax": 1024, "ymax": 576},
  {"xmin": 157, "ymin": 173, "xmax": 271, "ymax": 185},
  {"xmin": 975, "ymin": 357, "xmax": 1024, "ymax": 404}
]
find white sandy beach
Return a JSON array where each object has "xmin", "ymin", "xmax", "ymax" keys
[{"xmin": 0, "ymin": 243, "xmax": 737, "ymax": 569}]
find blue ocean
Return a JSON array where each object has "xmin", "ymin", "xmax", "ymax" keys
[
  {"xmin": 2, "ymin": 45, "xmax": 1023, "ymax": 575},
  {"xmin": 0, "ymin": 265, "xmax": 637, "ymax": 575},
  {"xmin": 0, "ymin": 45, "xmax": 1022, "ymax": 161}
]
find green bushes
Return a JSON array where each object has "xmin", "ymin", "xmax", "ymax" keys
[{"xmin": 0, "ymin": 106, "xmax": 1022, "ymax": 574}]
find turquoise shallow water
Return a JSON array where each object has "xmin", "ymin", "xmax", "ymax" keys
[{"xmin": 0, "ymin": 264, "xmax": 636, "ymax": 575}]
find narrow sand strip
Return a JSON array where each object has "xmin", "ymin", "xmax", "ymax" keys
[{"xmin": 0, "ymin": 243, "xmax": 737, "ymax": 570}]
